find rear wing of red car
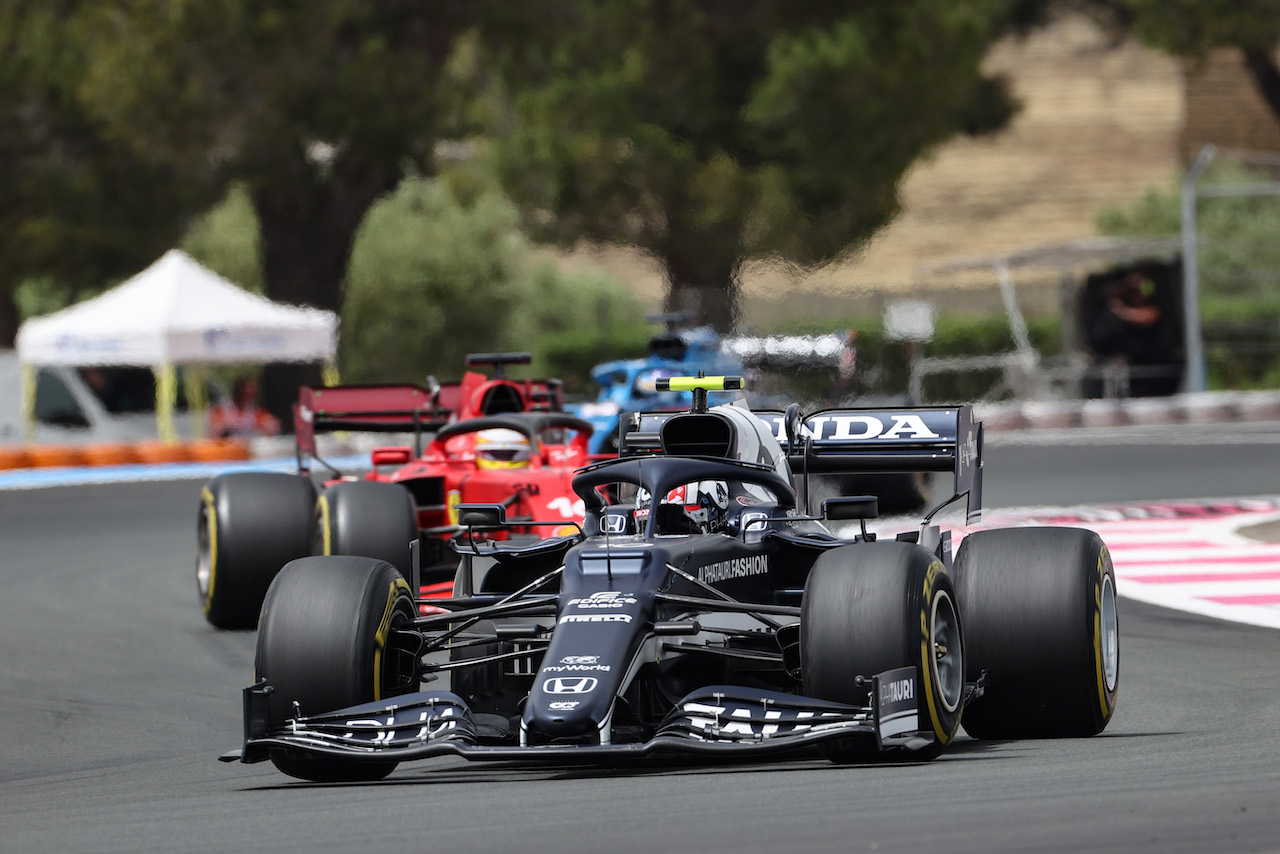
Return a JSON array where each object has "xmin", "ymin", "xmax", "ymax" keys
[
  {"xmin": 293, "ymin": 383, "xmax": 460, "ymax": 462},
  {"xmin": 754, "ymin": 406, "xmax": 983, "ymax": 524},
  {"xmin": 292, "ymin": 370, "xmax": 567, "ymax": 471},
  {"xmin": 463, "ymin": 353, "xmax": 565, "ymax": 413}
]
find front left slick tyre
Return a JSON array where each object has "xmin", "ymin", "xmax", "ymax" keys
[{"xmin": 802, "ymin": 542, "xmax": 964, "ymax": 762}]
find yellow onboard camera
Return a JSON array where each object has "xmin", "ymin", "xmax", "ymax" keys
[{"xmin": 653, "ymin": 375, "xmax": 744, "ymax": 412}]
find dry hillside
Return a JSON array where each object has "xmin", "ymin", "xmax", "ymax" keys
[{"xmin": 555, "ymin": 14, "xmax": 1186, "ymax": 326}]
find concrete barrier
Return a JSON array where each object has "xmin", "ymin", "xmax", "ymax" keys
[{"xmin": 975, "ymin": 389, "xmax": 1280, "ymax": 433}]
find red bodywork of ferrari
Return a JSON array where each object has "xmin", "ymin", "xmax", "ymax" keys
[
  {"xmin": 290, "ymin": 355, "xmax": 600, "ymax": 612},
  {"xmin": 379, "ymin": 418, "xmax": 592, "ymax": 540}
]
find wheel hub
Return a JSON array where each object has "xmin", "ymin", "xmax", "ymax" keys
[
  {"xmin": 196, "ymin": 505, "xmax": 212, "ymax": 599},
  {"xmin": 1100, "ymin": 573, "xmax": 1119, "ymax": 692},
  {"xmin": 931, "ymin": 590, "xmax": 963, "ymax": 714}
]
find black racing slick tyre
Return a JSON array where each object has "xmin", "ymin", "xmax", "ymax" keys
[
  {"xmin": 197, "ymin": 472, "xmax": 315, "ymax": 630},
  {"xmin": 255, "ymin": 556, "xmax": 418, "ymax": 782},
  {"xmin": 953, "ymin": 527, "xmax": 1119, "ymax": 739},
  {"xmin": 801, "ymin": 542, "xmax": 964, "ymax": 762},
  {"xmin": 314, "ymin": 480, "xmax": 418, "ymax": 578}
]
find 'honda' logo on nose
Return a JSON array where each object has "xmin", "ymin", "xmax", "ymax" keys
[
  {"xmin": 602, "ymin": 514, "xmax": 628, "ymax": 534},
  {"xmin": 544, "ymin": 677, "xmax": 598, "ymax": 694}
]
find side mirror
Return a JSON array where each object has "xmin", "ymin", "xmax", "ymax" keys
[
  {"xmin": 822, "ymin": 495, "xmax": 879, "ymax": 521},
  {"xmin": 371, "ymin": 446, "xmax": 413, "ymax": 467},
  {"xmin": 456, "ymin": 503, "xmax": 507, "ymax": 528}
]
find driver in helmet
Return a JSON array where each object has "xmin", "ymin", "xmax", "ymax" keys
[
  {"xmin": 474, "ymin": 428, "xmax": 532, "ymax": 470},
  {"xmin": 651, "ymin": 480, "xmax": 729, "ymax": 534}
]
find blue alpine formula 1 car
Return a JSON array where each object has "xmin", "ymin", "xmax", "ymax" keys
[
  {"xmin": 571, "ymin": 320, "xmax": 931, "ymax": 512},
  {"xmin": 223, "ymin": 376, "xmax": 1119, "ymax": 782},
  {"xmin": 572, "ymin": 324, "xmax": 744, "ymax": 455}
]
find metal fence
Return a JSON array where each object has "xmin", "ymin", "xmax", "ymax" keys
[
  {"xmin": 737, "ymin": 147, "xmax": 1280, "ymax": 405},
  {"xmin": 1180, "ymin": 146, "xmax": 1280, "ymax": 393}
]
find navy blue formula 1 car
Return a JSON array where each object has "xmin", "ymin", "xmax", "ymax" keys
[{"xmin": 222, "ymin": 376, "xmax": 1119, "ymax": 782}]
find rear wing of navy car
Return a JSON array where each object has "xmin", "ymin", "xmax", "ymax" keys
[
  {"xmin": 756, "ymin": 406, "xmax": 983, "ymax": 524},
  {"xmin": 614, "ymin": 376, "xmax": 983, "ymax": 524},
  {"xmin": 618, "ymin": 404, "xmax": 983, "ymax": 524}
]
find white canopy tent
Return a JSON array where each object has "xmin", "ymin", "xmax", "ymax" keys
[{"xmin": 16, "ymin": 249, "xmax": 338, "ymax": 440}]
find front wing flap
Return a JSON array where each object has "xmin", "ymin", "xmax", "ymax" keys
[{"xmin": 222, "ymin": 668, "xmax": 937, "ymax": 767}]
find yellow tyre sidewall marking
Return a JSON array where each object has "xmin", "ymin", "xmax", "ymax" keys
[
  {"xmin": 1093, "ymin": 545, "xmax": 1117, "ymax": 720},
  {"xmin": 918, "ymin": 560, "xmax": 953, "ymax": 745},
  {"xmin": 200, "ymin": 487, "xmax": 217, "ymax": 614},
  {"xmin": 317, "ymin": 494, "xmax": 333, "ymax": 556},
  {"xmin": 373, "ymin": 576, "xmax": 412, "ymax": 700}
]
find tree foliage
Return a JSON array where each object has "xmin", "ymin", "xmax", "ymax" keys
[
  {"xmin": 180, "ymin": 185, "xmax": 266, "ymax": 295},
  {"xmin": 5, "ymin": 0, "xmax": 1070, "ymax": 402},
  {"xmin": 0, "ymin": 0, "xmax": 210, "ymax": 347},
  {"xmin": 1075, "ymin": 0, "xmax": 1280, "ymax": 120},
  {"xmin": 74, "ymin": 0, "xmax": 472, "ymax": 302},
  {"xmin": 485, "ymin": 0, "xmax": 1035, "ymax": 329},
  {"xmin": 341, "ymin": 177, "xmax": 646, "ymax": 384},
  {"xmin": 1081, "ymin": 0, "xmax": 1280, "ymax": 55},
  {"xmin": 67, "ymin": 0, "xmax": 475, "ymax": 412}
]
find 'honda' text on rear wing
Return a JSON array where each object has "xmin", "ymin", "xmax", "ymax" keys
[{"xmin": 755, "ymin": 406, "xmax": 983, "ymax": 524}]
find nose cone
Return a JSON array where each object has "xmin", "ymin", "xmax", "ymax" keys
[
  {"xmin": 528, "ymin": 673, "xmax": 611, "ymax": 740},
  {"xmin": 523, "ymin": 588, "xmax": 651, "ymax": 743}
]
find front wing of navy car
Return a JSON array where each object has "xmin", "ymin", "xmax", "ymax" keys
[{"xmin": 221, "ymin": 668, "xmax": 937, "ymax": 767}]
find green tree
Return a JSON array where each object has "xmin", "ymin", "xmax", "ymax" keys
[
  {"xmin": 71, "ymin": 0, "xmax": 475, "ymax": 413},
  {"xmin": 0, "ymin": 0, "xmax": 211, "ymax": 347},
  {"xmin": 485, "ymin": 1, "xmax": 1035, "ymax": 330},
  {"xmin": 1077, "ymin": 0, "xmax": 1280, "ymax": 121},
  {"xmin": 342, "ymin": 176, "xmax": 645, "ymax": 384},
  {"xmin": 181, "ymin": 184, "xmax": 266, "ymax": 295}
]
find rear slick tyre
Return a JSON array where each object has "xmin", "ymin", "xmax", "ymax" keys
[
  {"xmin": 953, "ymin": 526, "xmax": 1119, "ymax": 739},
  {"xmin": 255, "ymin": 556, "xmax": 418, "ymax": 782},
  {"xmin": 801, "ymin": 542, "xmax": 964, "ymax": 762},
  {"xmin": 197, "ymin": 472, "xmax": 315, "ymax": 630},
  {"xmin": 314, "ymin": 480, "xmax": 418, "ymax": 578}
]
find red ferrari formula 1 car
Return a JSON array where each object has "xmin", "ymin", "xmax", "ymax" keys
[{"xmin": 196, "ymin": 353, "xmax": 597, "ymax": 629}]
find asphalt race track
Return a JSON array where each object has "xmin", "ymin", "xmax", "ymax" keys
[{"xmin": 3, "ymin": 423, "xmax": 1280, "ymax": 853}]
